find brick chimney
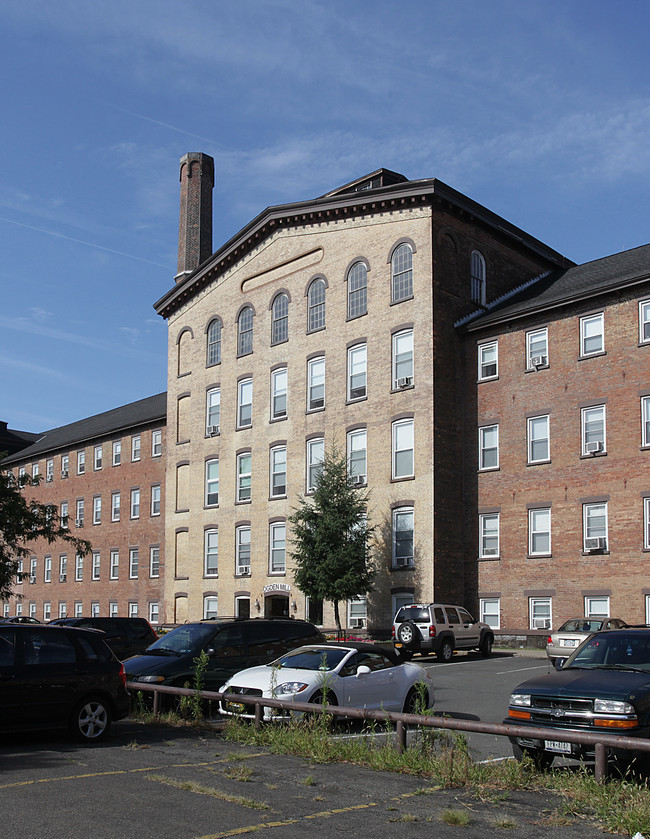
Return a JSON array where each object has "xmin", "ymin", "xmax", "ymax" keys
[{"xmin": 176, "ymin": 152, "xmax": 214, "ymax": 282}]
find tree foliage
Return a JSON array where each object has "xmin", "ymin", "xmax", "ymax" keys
[
  {"xmin": 288, "ymin": 447, "xmax": 375, "ymax": 631},
  {"xmin": 0, "ymin": 459, "xmax": 92, "ymax": 602}
]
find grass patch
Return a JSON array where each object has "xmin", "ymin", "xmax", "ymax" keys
[
  {"xmin": 441, "ymin": 808, "xmax": 470, "ymax": 826},
  {"xmin": 492, "ymin": 816, "xmax": 517, "ymax": 829},
  {"xmin": 300, "ymin": 774, "xmax": 316, "ymax": 786},
  {"xmin": 146, "ymin": 774, "xmax": 269, "ymax": 810},
  {"xmin": 223, "ymin": 764, "xmax": 253, "ymax": 782}
]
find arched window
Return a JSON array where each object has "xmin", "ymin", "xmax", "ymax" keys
[
  {"xmin": 308, "ymin": 278, "xmax": 326, "ymax": 332},
  {"xmin": 206, "ymin": 318, "xmax": 221, "ymax": 366},
  {"xmin": 271, "ymin": 293, "xmax": 289, "ymax": 345},
  {"xmin": 391, "ymin": 243, "xmax": 413, "ymax": 302},
  {"xmin": 177, "ymin": 329, "xmax": 192, "ymax": 376},
  {"xmin": 471, "ymin": 250, "xmax": 486, "ymax": 305},
  {"xmin": 237, "ymin": 306, "xmax": 253, "ymax": 356},
  {"xmin": 347, "ymin": 262, "xmax": 367, "ymax": 319}
]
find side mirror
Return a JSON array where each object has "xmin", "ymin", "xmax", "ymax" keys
[
  {"xmin": 554, "ymin": 657, "xmax": 567, "ymax": 670},
  {"xmin": 356, "ymin": 665, "xmax": 371, "ymax": 677}
]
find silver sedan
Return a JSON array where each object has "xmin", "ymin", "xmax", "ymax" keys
[{"xmin": 546, "ymin": 617, "xmax": 627, "ymax": 661}]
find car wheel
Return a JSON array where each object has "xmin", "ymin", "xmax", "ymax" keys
[
  {"xmin": 511, "ymin": 742, "xmax": 554, "ymax": 770},
  {"xmin": 310, "ymin": 690, "xmax": 338, "ymax": 708},
  {"xmin": 71, "ymin": 696, "xmax": 112, "ymax": 743},
  {"xmin": 397, "ymin": 621, "xmax": 417, "ymax": 646},
  {"xmin": 436, "ymin": 639, "xmax": 453, "ymax": 662},
  {"xmin": 403, "ymin": 686, "xmax": 429, "ymax": 715},
  {"xmin": 479, "ymin": 634, "xmax": 493, "ymax": 657}
]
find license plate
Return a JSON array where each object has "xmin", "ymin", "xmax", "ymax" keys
[
  {"xmin": 560, "ymin": 639, "xmax": 578, "ymax": 647},
  {"xmin": 544, "ymin": 740, "xmax": 572, "ymax": 754}
]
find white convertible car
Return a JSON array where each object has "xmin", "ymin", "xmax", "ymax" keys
[{"xmin": 219, "ymin": 641, "xmax": 434, "ymax": 720}]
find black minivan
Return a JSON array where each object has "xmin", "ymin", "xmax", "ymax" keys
[
  {"xmin": 125, "ymin": 618, "xmax": 325, "ymax": 691},
  {"xmin": 50, "ymin": 617, "xmax": 158, "ymax": 660}
]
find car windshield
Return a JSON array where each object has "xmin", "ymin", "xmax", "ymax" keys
[
  {"xmin": 144, "ymin": 624, "xmax": 216, "ymax": 655},
  {"xmin": 566, "ymin": 633, "xmax": 650, "ymax": 671},
  {"xmin": 559, "ymin": 619, "xmax": 604, "ymax": 633},
  {"xmin": 270, "ymin": 647, "xmax": 350, "ymax": 671}
]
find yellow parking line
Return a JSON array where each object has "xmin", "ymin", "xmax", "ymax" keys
[{"xmin": 196, "ymin": 803, "xmax": 378, "ymax": 838}]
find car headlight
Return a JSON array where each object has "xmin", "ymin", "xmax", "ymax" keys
[
  {"xmin": 135, "ymin": 675, "xmax": 166, "ymax": 683},
  {"xmin": 509, "ymin": 693, "xmax": 531, "ymax": 707},
  {"xmin": 594, "ymin": 699, "xmax": 635, "ymax": 715},
  {"xmin": 273, "ymin": 681, "xmax": 309, "ymax": 696}
]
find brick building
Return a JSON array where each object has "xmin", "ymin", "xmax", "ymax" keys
[
  {"xmin": 2, "ymin": 394, "xmax": 167, "ymax": 624},
  {"xmin": 153, "ymin": 153, "xmax": 572, "ymax": 631}
]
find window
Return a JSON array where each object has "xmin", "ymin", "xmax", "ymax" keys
[
  {"xmin": 237, "ymin": 378, "xmax": 253, "ymax": 428},
  {"xmin": 527, "ymin": 415, "xmax": 550, "ymax": 463},
  {"xmin": 149, "ymin": 602, "xmax": 159, "ymax": 625},
  {"xmin": 270, "ymin": 446, "xmax": 287, "ymax": 497},
  {"xmin": 582, "ymin": 405, "xmax": 606, "ymax": 455},
  {"xmin": 238, "ymin": 305, "xmax": 253, "ymax": 356},
  {"xmin": 480, "ymin": 598, "xmax": 500, "ymax": 629},
  {"xmin": 529, "ymin": 596, "xmax": 551, "ymax": 630},
  {"xmin": 307, "ymin": 438, "xmax": 324, "ymax": 492},
  {"xmin": 271, "ymin": 368, "xmax": 288, "ymax": 420},
  {"xmin": 307, "ymin": 357, "xmax": 325, "ymax": 411},
  {"xmin": 46, "ymin": 459, "xmax": 53, "ymax": 482},
  {"xmin": 347, "ymin": 344, "xmax": 367, "ymax": 400},
  {"xmin": 642, "ymin": 397, "xmax": 650, "ymax": 447},
  {"xmin": 92, "ymin": 552, "xmax": 100, "ymax": 580},
  {"xmin": 94, "ymin": 445, "xmax": 102, "ymax": 471},
  {"xmin": 92, "ymin": 496, "xmax": 101, "ymax": 525},
  {"xmin": 204, "ymin": 596, "xmax": 218, "ymax": 620},
  {"xmin": 479, "ymin": 513, "xmax": 499, "ymax": 557},
  {"xmin": 470, "ymin": 250, "xmax": 486, "ymax": 304},
  {"xmin": 131, "ymin": 435, "xmax": 141, "ymax": 462},
  {"xmin": 130, "ymin": 488, "xmax": 140, "ymax": 519},
  {"xmin": 73, "ymin": 601, "xmax": 81, "ymax": 617},
  {"xmin": 107, "ymin": 601, "xmax": 116, "ymax": 617},
  {"xmin": 77, "ymin": 450, "xmax": 85, "ymax": 474},
  {"xmin": 204, "ymin": 529, "xmax": 218, "ymax": 576},
  {"xmin": 529, "ymin": 508, "xmax": 551, "ymax": 555},
  {"xmin": 478, "ymin": 342, "xmax": 498, "ymax": 380},
  {"xmin": 58, "ymin": 601, "xmax": 67, "ymax": 619},
  {"xmin": 205, "ymin": 459, "xmax": 219, "ymax": 506},
  {"xmin": 308, "ymin": 278, "xmax": 325, "ymax": 331},
  {"xmin": 580, "ymin": 313, "xmax": 604, "ymax": 356},
  {"xmin": 44, "ymin": 556, "xmax": 52, "ymax": 583},
  {"xmin": 271, "ymin": 293, "xmax": 289, "ymax": 344},
  {"xmin": 75, "ymin": 553, "xmax": 83, "ymax": 582},
  {"xmin": 347, "ymin": 261, "xmax": 367, "ymax": 318},
  {"xmin": 347, "ymin": 429, "xmax": 367, "ymax": 484},
  {"xmin": 152, "ymin": 430, "xmax": 162, "ymax": 457},
  {"xmin": 129, "ymin": 548, "xmax": 139, "ymax": 579},
  {"xmin": 236, "ymin": 526, "xmax": 251, "ymax": 575},
  {"xmin": 61, "ymin": 454, "xmax": 69, "ymax": 478},
  {"xmin": 128, "ymin": 602, "xmax": 138, "ymax": 618},
  {"xmin": 43, "ymin": 602, "xmax": 51, "ymax": 622},
  {"xmin": 206, "ymin": 387, "xmax": 220, "ymax": 434},
  {"xmin": 392, "ymin": 419, "xmax": 414, "ymax": 479},
  {"xmin": 16, "ymin": 603, "xmax": 23, "ymax": 616},
  {"xmin": 110, "ymin": 550, "xmax": 119, "ymax": 580},
  {"xmin": 479, "ymin": 424, "xmax": 499, "ymax": 470},
  {"xmin": 112, "ymin": 441, "xmax": 121, "ymax": 466},
  {"xmin": 150, "ymin": 546, "xmax": 160, "ymax": 578},
  {"xmin": 348, "ymin": 596, "xmax": 367, "ymax": 628},
  {"xmin": 60, "ymin": 501, "xmax": 68, "ymax": 529},
  {"xmin": 206, "ymin": 318, "xmax": 222, "ymax": 366},
  {"xmin": 236, "ymin": 596, "xmax": 251, "ymax": 619},
  {"xmin": 32, "ymin": 462, "xmax": 39, "ymax": 478},
  {"xmin": 391, "ymin": 243, "xmax": 413, "ymax": 302},
  {"xmin": 585, "ymin": 595, "xmax": 609, "ymax": 619},
  {"xmin": 111, "ymin": 491, "xmax": 120, "ymax": 522},
  {"xmin": 269, "ymin": 522, "xmax": 286, "ymax": 573},
  {"xmin": 526, "ymin": 328, "xmax": 548, "ymax": 368},
  {"xmin": 29, "ymin": 602, "xmax": 36, "ymax": 619},
  {"xmin": 392, "ymin": 329, "xmax": 414, "ymax": 389},
  {"xmin": 583, "ymin": 502, "xmax": 608, "ymax": 551},
  {"xmin": 76, "ymin": 498, "xmax": 84, "ymax": 528},
  {"xmin": 237, "ymin": 452, "xmax": 252, "ymax": 502},
  {"xmin": 151, "ymin": 484, "xmax": 161, "ymax": 516},
  {"xmin": 392, "ymin": 507, "xmax": 414, "ymax": 567},
  {"xmin": 59, "ymin": 554, "xmax": 67, "ymax": 583}
]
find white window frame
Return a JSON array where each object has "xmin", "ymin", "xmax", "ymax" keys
[
  {"xmin": 529, "ymin": 597, "xmax": 552, "ymax": 630},
  {"xmin": 642, "ymin": 397, "xmax": 650, "ymax": 447},
  {"xmin": 478, "ymin": 341, "xmax": 498, "ymax": 381},
  {"xmin": 90, "ymin": 601, "xmax": 100, "ymax": 618},
  {"xmin": 236, "ymin": 526, "xmax": 251, "ymax": 575},
  {"xmin": 131, "ymin": 434, "xmax": 141, "ymax": 462},
  {"xmin": 479, "ymin": 424, "xmax": 499, "ymax": 470},
  {"xmin": 75, "ymin": 554, "xmax": 83, "ymax": 582},
  {"xmin": 149, "ymin": 602, "xmax": 159, "ymax": 625},
  {"xmin": 347, "ymin": 344, "xmax": 367, "ymax": 401},
  {"xmin": 61, "ymin": 454, "xmax": 69, "ymax": 477},
  {"xmin": 528, "ymin": 508, "xmax": 551, "ymax": 556},
  {"xmin": 527, "ymin": 415, "xmax": 550, "ymax": 463},
  {"xmin": 29, "ymin": 602, "xmax": 36, "ymax": 619},
  {"xmin": 130, "ymin": 488, "xmax": 140, "ymax": 519},
  {"xmin": 271, "ymin": 368, "xmax": 288, "ymax": 420},
  {"xmin": 94, "ymin": 445, "xmax": 102, "ymax": 471},
  {"xmin": 74, "ymin": 601, "xmax": 82, "ymax": 617},
  {"xmin": 111, "ymin": 491, "xmax": 120, "ymax": 522},
  {"xmin": 392, "ymin": 506, "xmax": 414, "ymax": 567},
  {"xmin": 237, "ymin": 378, "xmax": 253, "ymax": 429},
  {"xmin": 347, "ymin": 261, "xmax": 367, "ymax": 319},
  {"xmin": 308, "ymin": 278, "xmax": 325, "ymax": 332},
  {"xmin": 306, "ymin": 438, "xmax": 324, "ymax": 493},
  {"xmin": 46, "ymin": 459, "xmax": 53, "ymax": 482},
  {"xmin": 479, "ymin": 512, "xmax": 500, "ymax": 558},
  {"xmin": 347, "ymin": 429, "xmax": 367, "ymax": 484},
  {"xmin": 92, "ymin": 552, "xmax": 100, "ymax": 580},
  {"xmin": 59, "ymin": 554, "xmax": 67, "ymax": 583},
  {"xmin": 109, "ymin": 601, "xmax": 118, "ymax": 618},
  {"xmin": 77, "ymin": 450, "xmax": 85, "ymax": 474},
  {"xmin": 58, "ymin": 601, "xmax": 67, "ymax": 619},
  {"xmin": 269, "ymin": 521, "xmax": 286, "ymax": 574},
  {"xmin": 60, "ymin": 501, "xmax": 68, "ymax": 529},
  {"xmin": 129, "ymin": 548, "xmax": 139, "ymax": 579},
  {"xmin": 391, "ymin": 243, "xmax": 413, "ymax": 303},
  {"xmin": 237, "ymin": 306, "xmax": 254, "ymax": 356},
  {"xmin": 307, "ymin": 356, "xmax": 325, "ymax": 411},
  {"xmin": 76, "ymin": 498, "xmax": 84, "ymax": 527},
  {"xmin": 580, "ymin": 312, "xmax": 604, "ymax": 357},
  {"xmin": 32, "ymin": 462, "xmax": 39, "ymax": 478},
  {"xmin": 110, "ymin": 549, "xmax": 119, "ymax": 580},
  {"xmin": 204, "ymin": 529, "xmax": 218, "ymax": 577},
  {"xmin": 348, "ymin": 595, "xmax": 368, "ymax": 628},
  {"xmin": 205, "ymin": 459, "xmax": 219, "ymax": 507},
  {"xmin": 584, "ymin": 595, "xmax": 610, "ymax": 619},
  {"xmin": 151, "ymin": 484, "xmax": 161, "ymax": 516},
  {"xmin": 270, "ymin": 446, "xmax": 287, "ymax": 498},
  {"xmin": 207, "ymin": 318, "xmax": 222, "ymax": 366},
  {"xmin": 271, "ymin": 293, "xmax": 289, "ymax": 345},
  {"xmin": 206, "ymin": 387, "xmax": 221, "ymax": 434},
  {"xmin": 152, "ymin": 429, "xmax": 162, "ymax": 457},
  {"xmin": 92, "ymin": 496, "xmax": 101, "ymax": 525},
  {"xmin": 204, "ymin": 596, "xmax": 218, "ymax": 620},
  {"xmin": 44, "ymin": 555, "xmax": 52, "ymax": 583},
  {"xmin": 237, "ymin": 452, "xmax": 252, "ymax": 502},
  {"xmin": 526, "ymin": 327, "xmax": 548, "ymax": 369},
  {"xmin": 128, "ymin": 602, "xmax": 138, "ymax": 618},
  {"xmin": 149, "ymin": 546, "xmax": 160, "ymax": 578},
  {"xmin": 392, "ymin": 418, "xmax": 414, "ymax": 479},
  {"xmin": 581, "ymin": 405, "xmax": 606, "ymax": 455},
  {"xmin": 640, "ymin": 300, "xmax": 650, "ymax": 344},
  {"xmin": 583, "ymin": 502, "xmax": 608, "ymax": 551},
  {"xmin": 479, "ymin": 597, "xmax": 500, "ymax": 629},
  {"xmin": 392, "ymin": 329, "xmax": 414, "ymax": 389},
  {"xmin": 112, "ymin": 440, "xmax": 121, "ymax": 466},
  {"xmin": 43, "ymin": 602, "xmax": 51, "ymax": 622}
]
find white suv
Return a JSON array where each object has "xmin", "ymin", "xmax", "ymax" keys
[{"xmin": 392, "ymin": 603, "xmax": 494, "ymax": 661}]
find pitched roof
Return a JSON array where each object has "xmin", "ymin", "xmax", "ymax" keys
[
  {"xmin": 0, "ymin": 424, "xmax": 40, "ymax": 457},
  {"xmin": 463, "ymin": 243, "xmax": 650, "ymax": 331},
  {"xmin": 2, "ymin": 392, "xmax": 167, "ymax": 465}
]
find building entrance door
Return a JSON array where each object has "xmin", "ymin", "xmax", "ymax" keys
[{"xmin": 265, "ymin": 595, "xmax": 289, "ymax": 618}]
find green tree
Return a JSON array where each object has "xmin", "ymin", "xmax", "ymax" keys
[
  {"xmin": 289, "ymin": 447, "xmax": 375, "ymax": 632},
  {"xmin": 0, "ymin": 458, "xmax": 91, "ymax": 601}
]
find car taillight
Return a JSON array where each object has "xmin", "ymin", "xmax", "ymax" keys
[
  {"xmin": 429, "ymin": 626, "xmax": 436, "ymax": 638},
  {"xmin": 119, "ymin": 663, "xmax": 127, "ymax": 688},
  {"xmin": 391, "ymin": 627, "xmax": 395, "ymax": 638},
  {"xmin": 547, "ymin": 636, "xmax": 552, "ymax": 645}
]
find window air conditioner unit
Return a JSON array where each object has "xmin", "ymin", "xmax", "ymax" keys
[
  {"xmin": 533, "ymin": 617, "xmax": 551, "ymax": 629},
  {"xmin": 29, "ymin": 575, "xmax": 36, "ymax": 585},
  {"xmin": 206, "ymin": 425, "xmax": 220, "ymax": 437},
  {"xmin": 353, "ymin": 475, "xmax": 366, "ymax": 486},
  {"xmin": 530, "ymin": 355, "xmax": 547, "ymax": 368},
  {"xmin": 585, "ymin": 441, "xmax": 604, "ymax": 454},
  {"xmin": 585, "ymin": 537, "xmax": 607, "ymax": 551},
  {"xmin": 350, "ymin": 618, "xmax": 365, "ymax": 629},
  {"xmin": 75, "ymin": 519, "xmax": 84, "ymax": 528},
  {"xmin": 397, "ymin": 376, "xmax": 413, "ymax": 388},
  {"xmin": 46, "ymin": 475, "xmax": 53, "ymax": 482},
  {"xmin": 59, "ymin": 574, "xmax": 66, "ymax": 583},
  {"xmin": 61, "ymin": 470, "xmax": 68, "ymax": 478},
  {"xmin": 482, "ymin": 547, "xmax": 499, "ymax": 556}
]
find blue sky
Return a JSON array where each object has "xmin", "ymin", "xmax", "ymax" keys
[{"xmin": 2, "ymin": 0, "xmax": 649, "ymax": 432}]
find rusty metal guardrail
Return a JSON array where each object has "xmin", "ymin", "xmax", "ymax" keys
[{"xmin": 127, "ymin": 681, "xmax": 650, "ymax": 782}]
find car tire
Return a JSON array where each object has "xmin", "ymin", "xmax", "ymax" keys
[
  {"xmin": 511, "ymin": 742, "xmax": 554, "ymax": 770},
  {"xmin": 70, "ymin": 696, "xmax": 112, "ymax": 743},
  {"xmin": 479, "ymin": 634, "xmax": 493, "ymax": 657},
  {"xmin": 397, "ymin": 621, "xmax": 417, "ymax": 646},
  {"xmin": 309, "ymin": 690, "xmax": 338, "ymax": 720},
  {"xmin": 403, "ymin": 687, "xmax": 429, "ymax": 715},
  {"xmin": 436, "ymin": 639, "xmax": 453, "ymax": 662}
]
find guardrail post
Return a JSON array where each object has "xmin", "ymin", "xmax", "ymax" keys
[
  {"xmin": 395, "ymin": 719, "xmax": 406, "ymax": 754},
  {"xmin": 254, "ymin": 701, "xmax": 263, "ymax": 731},
  {"xmin": 153, "ymin": 689, "xmax": 159, "ymax": 716},
  {"xmin": 594, "ymin": 742, "xmax": 607, "ymax": 782}
]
